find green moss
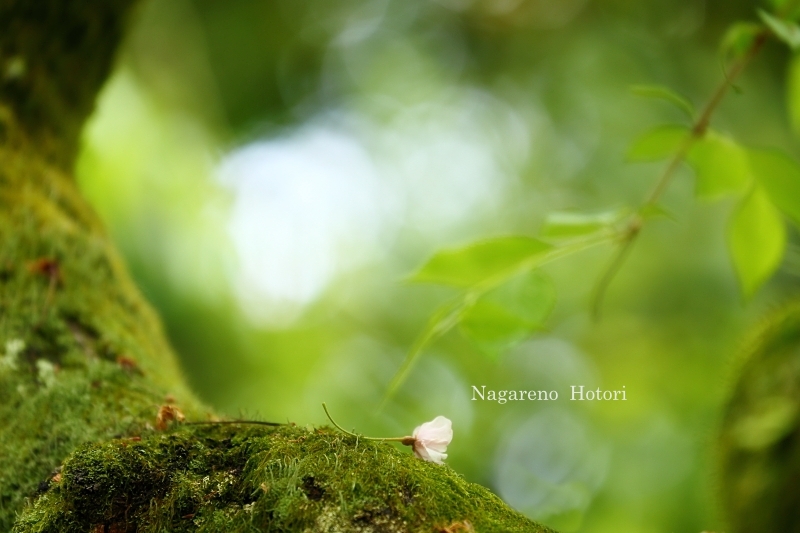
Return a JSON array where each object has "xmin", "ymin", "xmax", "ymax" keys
[
  {"xmin": 717, "ymin": 303, "xmax": 800, "ymax": 533},
  {"xmin": 0, "ymin": 142, "xmax": 206, "ymax": 530},
  {"xmin": 14, "ymin": 424, "xmax": 553, "ymax": 533}
]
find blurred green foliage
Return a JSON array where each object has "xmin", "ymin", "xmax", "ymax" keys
[{"xmin": 75, "ymin": 0, "xmax": 800, "ymax": 531}]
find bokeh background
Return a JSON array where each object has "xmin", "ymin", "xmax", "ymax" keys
[{"xmin": 75, "ymin": 0, "xmax": 800, "ymax": 531}]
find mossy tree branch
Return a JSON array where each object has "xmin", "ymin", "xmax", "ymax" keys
[
  {"xmin": 718, "ymin": 304, "xmax": 800, "ymax": 533},
  {"xmin": 0, "ymin": 2, "xmax": 552, "ymax": 531}
]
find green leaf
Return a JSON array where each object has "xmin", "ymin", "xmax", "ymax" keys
[
  {"xmin": 459, "ymin": 271, "xmax": 556, "ymax": 357},
  {"xmin": 631, "ymin": 85, "xmax": 695, "ymax": 120},
  {"xmin": 720, "ymin": 22, "xmax": 762, "ymax": 59},
  {"xmin": 540, "ymin": 209, "xmax": 627, "ymax": 239},
  {"xmin": 485, "ymin": 269, "xmax": 556, "ymax": 324},
  {"xmin": 686, "ymin": 131, "xmax": 751, "ymax": 199},
  {"xmin": 410, "ymin": 236, "xmax": 553, "ymax": 288},
  {"xmin": 460, "ymin": 302, "xmax": 533, "ymax": 352},
  {"xmin": 748, "ymin": 149, "xmax": 800, "ymax": 226},
  {"xmin": 728, "ymin": 187, "xmax": 787, "ymax": 298},
  {"xmin": 759, "ymin": 10, "xmax": 800, "ymax": 50},
  {"xmin": 627, "ymin": 125, "xmax": 689, "ymax": 162}
]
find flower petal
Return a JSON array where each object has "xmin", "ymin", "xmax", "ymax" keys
[
  {"xmin": 427, "ymin": 449, "xmax": 447, "ymax": 464},
  {"xmin": 417, "ymin": 417, "xmax": 452, "ymax": 442},
  {"xmin": 414, "ymin": 441, "xmax": 448, "ymax": 464},
  {"xmin": 411, "ymin": 416, "xmax": 453, "ymax": 463},
  {"xmin": 413, "ymin": 441, "xmax": 432, "ymax": 461}
]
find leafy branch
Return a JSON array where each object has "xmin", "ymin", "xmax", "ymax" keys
[
  {"xmin": 382, "ymin": 3, "xmax": 800, "ymax": 404},
  {"xmin": 591, "ymin": 24, "xmax": 769, "ymax": 317},
  {"xmin": 382, "ymin": 231, "xmax": 617, "ymax": 406}
]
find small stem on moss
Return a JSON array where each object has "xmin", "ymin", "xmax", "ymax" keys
[
  {"xmin": 183, "ymin": 420, "xmax": 285, "ymax": 427},
  {"xmin": 322, "ymin": 403, "xmax": 409, "ymax": 442},
  {"xmin": 590, "ymin": 27, "xmax": 768, "ymax": 318}
]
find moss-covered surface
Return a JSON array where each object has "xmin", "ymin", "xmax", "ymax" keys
[
  {"xmin": 0, "ymin": 134, "xmax": 207, "ymax": 529},
  {"xmin": 717, "ymin": 303, "xmax": 800, "ymax": 533},
  {"xmin": 13, "ymin": 424, "xmax": 552, "ymax": 533}
]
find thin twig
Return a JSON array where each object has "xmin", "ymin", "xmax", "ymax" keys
[
  {"xmin": 590, "ymin": 228, "xmax": 639, "ymax": 319},
  {"xmin": 183, "ymin": 420, "xmax": 285, "ymax": 427},
  {"xmin": 322, "ymin": 403, "xmax": 408, "ymax": 441}
]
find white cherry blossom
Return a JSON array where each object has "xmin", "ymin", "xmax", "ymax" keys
[{"xmin": 410, "ymin": 416, "xmax": 453, "ymax": 464}]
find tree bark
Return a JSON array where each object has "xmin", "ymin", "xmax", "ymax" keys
[{"xmin": 0, "ymin": 2, "xmax": 553, "ymax": 531}]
